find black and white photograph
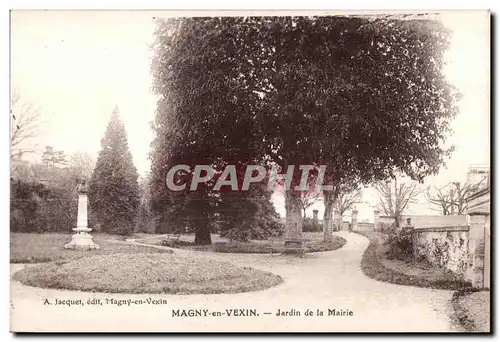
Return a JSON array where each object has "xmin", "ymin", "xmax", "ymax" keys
[{"xmin": 8, "ymin": 9, "xmax": 490, "ymax": 333}]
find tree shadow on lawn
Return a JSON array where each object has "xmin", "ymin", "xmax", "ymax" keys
[{"xmin": 10, "ymin": 232, "xmax": 171, "ymax": 264}]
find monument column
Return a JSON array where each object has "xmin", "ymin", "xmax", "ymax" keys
[{"xmin": 65, "ymin": 179, "xmax": 99, "ymax": 250}]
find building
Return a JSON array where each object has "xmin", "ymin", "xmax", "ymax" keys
[{"xmin": 466, "ymin": 165, "xmax": 490, "ymax": 189}]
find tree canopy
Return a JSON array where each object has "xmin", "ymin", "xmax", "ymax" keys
[{"xmin": 150, "ymin": 16, "xmax": 458, "ymax": 244}]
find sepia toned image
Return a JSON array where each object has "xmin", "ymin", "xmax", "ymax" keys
[{"xmin": 9, "ymin": 10, "xmax": 490, "ymax": 333}]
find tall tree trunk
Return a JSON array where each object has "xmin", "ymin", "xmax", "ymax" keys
[
  {"xmin": 284, "ymin": 189, "xmax": 303, "ymax": 244},
  {"xmin": 323, "ymin": 191, "xmax": 334, "ymax": 242},
  {"xmin": 194, "ymin": 225, "xmax": 212, "ymax": 245},
  {"xmin": 393, "ymin": 177, "xmax": 400, "ymax": 228}
]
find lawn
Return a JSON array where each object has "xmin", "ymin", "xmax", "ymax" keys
[
  {"xmin": 451, "ymin": 288, "xmax": 490, "ymax": 332},
  {"xmin": 10, "ymin": 232, "xmax": 171, "ymax": 263},
  {"xmin": 356, "ymin": 231, "xmax": 470, "ymax": 290},
  {"xmin": 13, "ymin": 252, "xmax": 283, "ymax": 294},
  {"xmin": 137, "ymin": 232, "xmax": 347, "ymax": 254}
]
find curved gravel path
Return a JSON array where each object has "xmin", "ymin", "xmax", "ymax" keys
[{"xmin": 10, "ymin": 232, "xmax": 458, "ymax": 332}]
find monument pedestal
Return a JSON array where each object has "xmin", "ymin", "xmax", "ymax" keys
[
  {"xmin": 64, "ymin": 227, "xmax": 99, "ymax": 250},
  {"xmin": 64, "ymin": 182, "xmax": 99, "ymax": 251}
]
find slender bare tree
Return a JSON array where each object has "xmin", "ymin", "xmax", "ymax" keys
[
  {"xmin": 426, "ymin": 179, "xmax": 488, "ymax": 215},
  {"xmin": 375, "ymin": 177, "xmax": 421, "ymax": 227},
  {"xmin": 328, "ymin": 186, "xmax": 363, "ymax": 231},
  {"xmin": 69, "ymin": 151, "xmax": 97, "ymax": 180},
  {"xmin": 336, "ymin": 187, "xmax": 363, "ymax": 217},
  {"xmin": 10, "ymin": 91, "xmax": 43, "ymax": 161}
]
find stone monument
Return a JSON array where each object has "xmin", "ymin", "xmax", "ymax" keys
[{"xmin": 64, "ymin": 179, "xmax": 99, "ymax": 250}]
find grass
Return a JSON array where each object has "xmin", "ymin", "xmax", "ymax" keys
[
  {"xmin": 356, "ymin": 231, "xmax": 470, "ymax": 290},
  {"xmin": 13, "ymin": 252, "xmax": 283, "ymax": 294},
  {"xmin": 140, "ymin": 234, "xmax": 347, "ymax": 254},
  {"xmin": 10, "ymin": 232, "xmax": 171, "ymax": 263},
  {"xmin": 451, "ymin": 288, "xmax": 491, "ymax": 332}
]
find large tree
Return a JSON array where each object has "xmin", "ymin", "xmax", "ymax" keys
[
  {"xmin": 313, "ymin": 17, "xmax": 458, "ymax": 241},
  {"xmin": 88, "ymin": 107, "xmax": 140, "ymax": 235},
  {"xmin": 150, "ymin": 16, "xmax": 458, "ymax": 246},
  {"xmin": 150, "ymin": 17, "xmax": 274, "ymax": 245}
]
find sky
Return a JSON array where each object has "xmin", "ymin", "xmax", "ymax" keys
[{"xmin": 10, "ymin": 10, "xmax": 490, "ymax": 221}]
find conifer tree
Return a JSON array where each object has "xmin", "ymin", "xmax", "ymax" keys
[{"xmin": 88, "ymin": 107, "xmax": 140, "ymax": 235}]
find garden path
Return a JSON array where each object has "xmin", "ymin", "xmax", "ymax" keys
[{"xmin": 10, "ymin": 232, "xmax": 457, "ymax": 332}]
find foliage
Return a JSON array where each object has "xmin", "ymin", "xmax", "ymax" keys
[
  {"xmin": 135, "ymin": 173, "xmax": 156, "ymax": 233},
  {"xmin": 88, "ymin": 107, "xmax": 140, "ymax": 235},
  {"xmin": 358, "ymin": 231, "xmax": 471, "ymax": 290},
  {"xmin": 41, "ymin": 145, "xmax": 68, "ymax": 168},
  {"xmin": 430, "ymin": 237, "xmax": 450, "ymax": 268},
  {"xmin": 451, "ymin": 288, "xmax": 490, "ymax": 332},
  {"xmin": 302, "ymin": 217, "xmax": 321, "ymax": 232},
  {"xmin": 382, "ymin": 227, "xmax": 415, "ymax": 261},
  {"xmin": 150, "ymin": 16, "xmax": 459, "ymax": 244},
  {"xmin": 217, "ymin": 183, "xmax": 284, "ymax": 242},
  {"xmin": 376, "ymin": 221, "xmax": 396, "ymax": 233},
  {"xmin": 10, "ymin": 179, "xmax": 77, "ymax": 233}
]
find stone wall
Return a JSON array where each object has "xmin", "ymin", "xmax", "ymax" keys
[
  {"xmin": 377, "ymin": 214, "xmax": 466, "ymax": 229},
  {"xmin": 465, "ymin": 187, "xmax": 490, "ymax": 288},
  {"xmin": 404, "ymin": 215, "xmax": 467, "ymax": 228},
  {"xmin": 357, "ymin": 222, "xmax": 375, "ymax": 232},
  {"xmin": 413, "ymin": 226, "xmax": 470, "ymax": 276}
]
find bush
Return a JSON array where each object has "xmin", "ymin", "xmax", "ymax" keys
[
  {"xmin": 302, "ymin": 217, "xmax": 321, "ymax": 232},
  {"xmin": 217, "ymin": 189, "xmax": 285, "ymax": 242},
  {"xmin": 10, "ymin": 179, "xmax": 77, "ymax": 233},
  {"xmin": 357, "ymin": 231, "xmax": 471, "ymax": 290},
  {"xmin": 382, "ymin": 227, "xmax": 414, "ymax": 261},
  {"xmin": 376, "ymin": 222, "xmax": 396, "ymax": 233}
]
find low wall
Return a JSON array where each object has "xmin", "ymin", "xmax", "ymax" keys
[
  {"xmin": 404, "ymin": 215, "xmax": 467, "ymax": 229},
  {"xmin": 356, "ymin": 222, "xmax": 374, "ymax": 232},
  {"xmin": 413, "ymin": 225, "xmax": 470, "ymax": 276},
  {"xmin": 378, "ymin": 216, "xmax": 395, "ymax": 226},
  {"xmin": 377, "ymin": 215, "xmax": 467, "ymax": 229}
]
